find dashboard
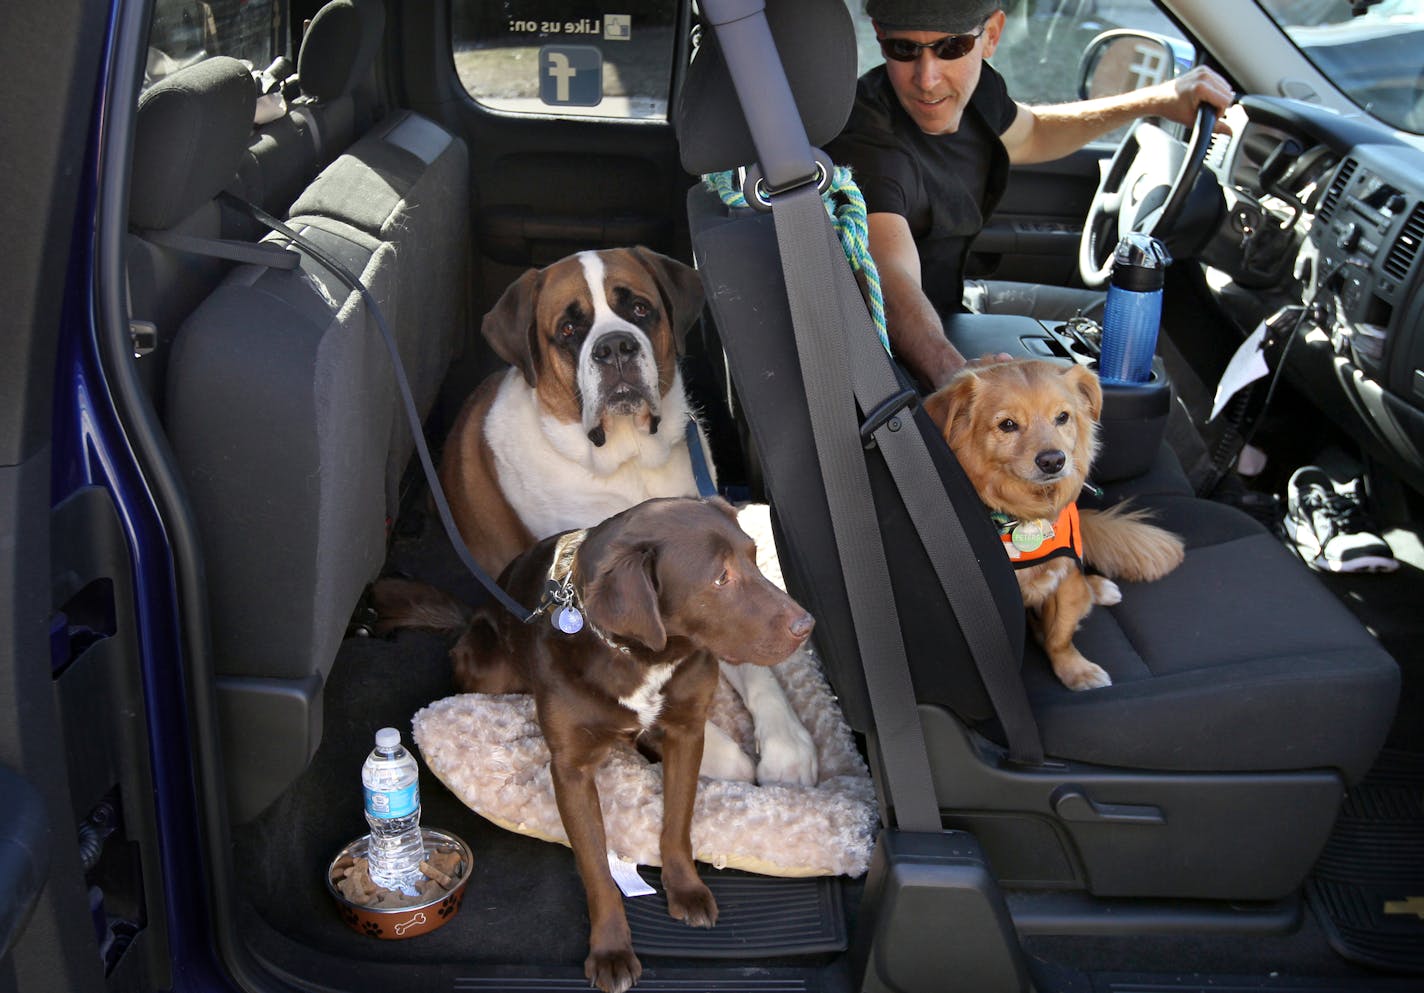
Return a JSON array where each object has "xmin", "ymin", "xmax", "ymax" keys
[{"xmin": 1197, "ymin": 96, "xmax": 1424, "ymax": 491}]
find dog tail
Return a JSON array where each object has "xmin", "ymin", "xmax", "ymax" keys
[
  {"xmin": 1080, "ymin": 504, "xmax": 1185, "ymax": 583},
  {"xmin": 370, "ymin": 577, "xmax": 472, "ymax": 635}
]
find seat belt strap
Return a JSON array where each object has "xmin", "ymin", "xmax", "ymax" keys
[
  {"xmin": 767, "ymin": 183, "xmax": 1044, "ymax": 771},
  {"xmin": 764, "ymin": 181, "xmax": 942, "ymax": 831},
  {"xmin": 138, "ymin": 227, "xmax": 302, "ymax": 270}
]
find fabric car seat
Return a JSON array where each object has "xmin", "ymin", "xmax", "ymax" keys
[
  {"xmin": 142, "ymin": 39, "xmax": 467, "ymax": 821},
  {"xmin": 675, "ymin": 0, "xmax": 1399, "ymax": 900},
  {"xmin": 127, "ymin": 56, "xmax": 262, "ymax": 413}
]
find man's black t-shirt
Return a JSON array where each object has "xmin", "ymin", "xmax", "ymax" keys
[{"xmin": 827, "ymin": 63, "xmax": 1018, "ymax": 315}]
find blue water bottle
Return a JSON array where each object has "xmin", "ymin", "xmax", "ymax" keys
[{"xmin": 1098, "ymin": 233, "xmax": 1171, "ymax": 384}]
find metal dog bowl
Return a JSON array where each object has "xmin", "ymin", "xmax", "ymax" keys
[{"xmin": 326, "ymin": 827, "xmax": 472, "ymax": 940}]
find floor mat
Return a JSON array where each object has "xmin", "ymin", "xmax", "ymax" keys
[
  {"xmin": 628, "ymin": 869, "xmax": 847, "ymax": 958},
  {"xmin": 1305, "ymin": 749, "xmax": 1424, "ymax": 973}
]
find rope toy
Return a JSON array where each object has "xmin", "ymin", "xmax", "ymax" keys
[{"xmin": 704, "ymin": 167, "xmax": 890, "ymax": 355}]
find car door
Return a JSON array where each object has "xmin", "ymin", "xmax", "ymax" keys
[{"xmin": 2, "ymin": 3, "xmax": 176, "ymax": 992}]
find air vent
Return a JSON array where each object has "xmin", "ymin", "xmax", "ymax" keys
[
  {"xmin": 1383, "ymin": 204, "xmax": 1424, "ymax": 282},
  {"xmin": 1319, "ymin": 157, "xmax": 1357, "ymax": 221}
]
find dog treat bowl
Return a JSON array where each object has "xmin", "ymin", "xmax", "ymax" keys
[{"xmin": 326, "ymin": 827, "xmax": 472, "ymax": 940}]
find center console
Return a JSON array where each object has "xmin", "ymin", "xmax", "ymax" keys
[{"xmin": 942, "ymin": 313, "xmax": 1172, "ymax": 483}]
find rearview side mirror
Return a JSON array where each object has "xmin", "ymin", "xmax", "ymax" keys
[{"xmin": 1078, "ymin": 29, "xmax": 1197, "ymax": 101}]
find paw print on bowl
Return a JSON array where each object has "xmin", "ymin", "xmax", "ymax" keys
[{"xmin": 361, "ymin": 920, "xmax": 383, "ymax": 938}]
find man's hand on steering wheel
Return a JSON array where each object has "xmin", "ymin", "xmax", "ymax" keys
[{"xmin": 1144, "ymin": 65, "xmax": 1236, "ymax": 134}]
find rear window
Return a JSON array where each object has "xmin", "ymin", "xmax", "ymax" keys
[
  {"xmin": 451, "ymin": 0, "xmax": 680, "ymax": 121},
  {"xmin": 145, "ymin": 0, "xmax": 285, "ymax": 91}
]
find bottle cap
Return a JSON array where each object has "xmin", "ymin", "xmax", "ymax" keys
[
  {"xmin": 1111, "ymin": 233, "xmax": 1171, "ymax": 291},
  {"xmin": 375, "ymin": 727, "xmax": 401, "ymax": 749}
]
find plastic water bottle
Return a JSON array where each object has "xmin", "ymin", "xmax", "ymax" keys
[
  {"xmin": 1098, "ymin": 233, "xmax": 1171, "ymax": 384},
  {"xmin": 362, "ymin": 727, "xmax": 425, "ymax": 896}
]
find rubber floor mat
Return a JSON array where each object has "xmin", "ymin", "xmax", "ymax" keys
[
  {"xmin": 627, "ymin": 869, "xmax": 846, "ymax": 959},
  {"xmin": 1305, "ymin": 749, "xmax": 1424, "ymax": 973}
]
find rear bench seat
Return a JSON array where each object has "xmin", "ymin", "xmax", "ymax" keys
[{"xmin": 133, "ymin": 49, "xmax": 468, "ymax": 821}]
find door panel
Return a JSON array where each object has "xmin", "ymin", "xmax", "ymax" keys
[{"xmin": 977, "ymin": 147, "xmax": 1105, "ymax": 286}]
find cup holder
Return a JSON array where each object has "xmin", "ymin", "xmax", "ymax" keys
[{"xmin": 1088, "ymin": 362, "xmax": 1171, "ymax": 483}]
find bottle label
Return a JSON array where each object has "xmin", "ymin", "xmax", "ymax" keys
[{"xmin": 364, "ymin": 782, "xmax": 419, "ymax": 819}]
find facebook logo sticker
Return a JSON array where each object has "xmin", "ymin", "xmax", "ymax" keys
[{"xmin": 540, "ymin": 46, "xmax": 603, "ymax": 107}]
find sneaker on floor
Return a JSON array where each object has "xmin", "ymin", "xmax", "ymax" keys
[{"xmin": 1284, "ymin": 466, "xmax": 1398, "ymax": 573}]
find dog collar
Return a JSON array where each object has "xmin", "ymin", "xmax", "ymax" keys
[
  {"xmin": 536, "ymin": 529, "xmax": 632, "ymax": 654},
  {"xmin": 538, "ymin": 529, "xmax": 589, "ymax": 634},
  {"xmin": 991, "ymin": 502, "xmax": 1083, "ymax": 568}
]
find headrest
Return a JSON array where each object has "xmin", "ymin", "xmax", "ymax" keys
[
  {"xmin": 298, "ymin": 0, "xmax": 386, "ymax": 103},
  {"xmin": 130, "ymin": 57, "xmax": 256, "ymax": 230},
  {"xmin": 675, "ymin": 0, "xmax": 858, "ymax": 176}
]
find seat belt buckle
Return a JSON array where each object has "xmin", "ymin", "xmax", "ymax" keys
[{"xmin": 860, "ymin": 388, "xmax": 919, "ymax": 450}]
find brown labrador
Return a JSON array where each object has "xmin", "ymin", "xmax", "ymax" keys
[{"xmin": 373, "ymin": 496, "xmax": 814, "ymax": 993}]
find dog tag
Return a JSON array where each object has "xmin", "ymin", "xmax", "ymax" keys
[
  {"xmin": 1011, "ymin": 520, "xmax": 1045, "ymax": 553},
  {"xmin": 552, "ymin": 604, "xmax": 584, "ymax": 634}
]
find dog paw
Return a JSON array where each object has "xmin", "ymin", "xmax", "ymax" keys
[
  {"xmin": 700, "ymin": 722, "xmax": 756, "ymax": 781},
  {"xmin": 665, "ymin": 880, "xmax": 719, "ymax": 929},
  {"xmin": 585, "ymin": 947, "xmax": 642, "ymax": 993},
  {"xmin": 756, "ymin": 717, "xmax": 819, "ymax": 786},
  {"xmin": 1061, "ymin": 661, "xmax": 1113, "ymax": 692},
  {"xmin": 1088, "ymin": 576, "xmax": 1122, "ymax": 606}
]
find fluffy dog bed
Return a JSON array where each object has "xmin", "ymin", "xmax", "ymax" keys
[{"xmin": 411, "ymin": 506, "xmax": 878, "ymax": 878}]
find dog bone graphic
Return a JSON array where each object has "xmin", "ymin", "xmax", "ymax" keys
[{"xmin": 393, "ymin": 912, "xmax": 427, "ymax": 935}]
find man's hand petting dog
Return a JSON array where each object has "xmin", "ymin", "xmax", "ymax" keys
[
  {"xmin": 436, "ymin": 246, "xmax": 819, "ymax": 787},
  {"xmin": 373, "ymin": 497, "xmax": 814, "ymax": 993}
]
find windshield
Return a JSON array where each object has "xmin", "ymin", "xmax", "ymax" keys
[{"xmin": 1259, "ymin": 0, "xmax": 1424, "ymax": 134}]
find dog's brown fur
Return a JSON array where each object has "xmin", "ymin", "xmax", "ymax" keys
[
  {"xmin": 373, "ymin": 497, "xmax": 813, "ymax": 993},
  {"xmin": 924, "ymin": 360, "xmax": 1184, "ymax": 691}
]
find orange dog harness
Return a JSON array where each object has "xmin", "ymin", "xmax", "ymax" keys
[{"xmin": 991, "ymin": 502, "xmax": 1083, "ymax": 570}]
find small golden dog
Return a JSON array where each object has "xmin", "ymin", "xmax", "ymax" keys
[{"xmin": 924, "ymin": 360, "xmax": 1185, "ymax": 691}]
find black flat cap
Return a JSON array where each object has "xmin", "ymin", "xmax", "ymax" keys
[{"xmin": 866, "ymin": 0, "xmax": 1000, "ymax": 34}]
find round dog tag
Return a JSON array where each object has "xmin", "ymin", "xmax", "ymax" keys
[
  {"xmin": 1011, "ymin": 521, "xmax": 1045, "ymax": 553},
  {"xmin": 553, "ymin": 604, "xmax": 584, "ymax": 634}
]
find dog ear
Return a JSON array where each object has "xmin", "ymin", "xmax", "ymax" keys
[
  {"xmin": 1062, "ymin": 364, "xmax": 1104, "ymax": 422},
  {"xmin": 581, "ymin": 546, "xmax": 668, "ymax": 652},
  {"xmin": 922, "ymin": 371, "xmax": 980, "ymax": 440},
  {"xmin": 704, "ymin": 494, "xmax": 741, "ymax": 524},
  {"xmin": 630, "ymin": 246, "xmax": 705, "ymax": 355},
  {"xmin": 482, "ymin": 267, "xmax": 543, "ymax": 386}
]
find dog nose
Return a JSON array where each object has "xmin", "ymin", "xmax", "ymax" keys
[
  {"xmin": 1035, "ymin": 450, "xmax": 1066, "ymax": 474},
  {"xmin": 591, "ymin": 330, "xmax": 640, "ymax": 366},
  {"xmin": 789, "ymin": 612, "xmax": 815, "ymax": 640}
]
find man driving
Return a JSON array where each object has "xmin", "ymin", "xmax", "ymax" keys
[{"xmin": 827, "ymin": 0, "xmax": 1235, "ymax": 390}]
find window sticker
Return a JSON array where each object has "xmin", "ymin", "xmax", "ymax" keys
[
  {"xmin": 539, "ymin": 45, "xmax": 604, "ymax": 106},
  {"xmin": 452, "ymin": 1, "xmax": 678, "ymax": 121}
]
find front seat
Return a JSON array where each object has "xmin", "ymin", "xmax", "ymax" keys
[{"xmin": 674, "ymin": 0, "xmax": 1399, "ymax": 902}]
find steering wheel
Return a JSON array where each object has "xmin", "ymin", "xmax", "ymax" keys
[{"xmin": 1078, "ymin": 103, "xmax": 1218, "ymax": 288}]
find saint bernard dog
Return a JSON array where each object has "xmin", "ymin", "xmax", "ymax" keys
[{"xmin": 438, "ymin": 247, "xmax": 818, "ymax": 787}]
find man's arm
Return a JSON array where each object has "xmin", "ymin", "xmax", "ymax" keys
[
  {"xmin": 867, "ymin": 211, "xmax": 967, "ymax": 390},
  {"xmin": 1000, "ymin": 65, "xmax": 1235, "ymax": 166}
]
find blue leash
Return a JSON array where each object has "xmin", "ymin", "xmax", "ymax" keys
[{"xmin": 685, "ymin": 417, "xmax": 718, "ymax": 498}]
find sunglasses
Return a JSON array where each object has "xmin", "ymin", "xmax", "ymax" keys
[{"xmin": 878, "ymin": 24, "xmax": 986, "ymax": 63}]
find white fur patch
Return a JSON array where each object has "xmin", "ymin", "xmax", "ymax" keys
[
  {"xmin": 484, "ymin": 368, "xmax": 708, "ymax": 542},
  {"xmin": 575, "ymin": 252, "xmax": 663, "ymax": 437},
  {"xmin": 619, "ymin": 661, "xmax": 678, "ymax": 730}
]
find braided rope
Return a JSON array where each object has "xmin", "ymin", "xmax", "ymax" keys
[{"xmin": 704, "ymin": 168, "xmax": 890, "ymax": 354}]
